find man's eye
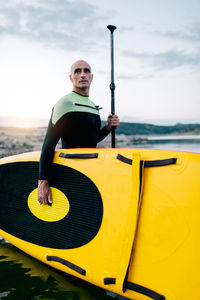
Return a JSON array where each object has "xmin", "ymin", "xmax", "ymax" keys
[
  {"xmin": 84, "ymin": 68, "xmax": 91, "ymax": 73},
  {"xmin": 74, "ymin": 69, "xmax": 81, "ymax": 74}
]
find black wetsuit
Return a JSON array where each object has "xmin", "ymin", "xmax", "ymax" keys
[{"xmin": 39, "ymin": 91, "xmax": 110, "ymax": 180}]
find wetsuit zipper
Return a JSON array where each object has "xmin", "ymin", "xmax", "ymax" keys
[{"xmin": 74, "ymin": 103, "xmax": 102, "ymax": 110}]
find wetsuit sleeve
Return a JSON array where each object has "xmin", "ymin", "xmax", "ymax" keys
[
  {"xmin": 98, "ymin": 125, "xmax": 110, "ymax": 142},
  {"xmin": 38, "ymin": 111, "xmax": 61, "ymax": 180}
]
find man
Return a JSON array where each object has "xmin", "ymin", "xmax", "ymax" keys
[{"xmin": 38, "ymin": 60, "xmax": 119, "ymax": 205}]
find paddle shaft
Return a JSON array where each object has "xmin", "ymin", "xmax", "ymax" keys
[{"xmin": 107, "ymin": 25, "xmax": 117, "ymax": 148}]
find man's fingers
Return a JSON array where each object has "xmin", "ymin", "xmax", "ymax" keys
[
  {"xmin": 38, "ymin": 196, "xmax": 47, "ymax": 205},
  {"xmin": 110, "ymin": 115, "xmax": 120, "ymax": 127},
  {"xmin": 106, "ymin": 114, "xmax": 120, "ymax": 131},
  {"xmin": 48, "ymin": 191, "xmax": 53, "ymax": 205},
  {"xmin": 47, "ymin": 198, "xmax": 52, "ymax": 206}
]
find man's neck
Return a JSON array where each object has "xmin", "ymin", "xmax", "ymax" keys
[{"xmin": 73, "ymin": 87, "xmax": 89, "ymax": 97}]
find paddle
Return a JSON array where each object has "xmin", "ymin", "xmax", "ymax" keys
[{"xmin": 107, "ymin": 25, "xmax": 117, "ymax": 148}]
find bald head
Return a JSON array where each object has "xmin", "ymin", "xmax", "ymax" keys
[
  {"xmin": 70, "ymin": 60, "xmax": 92, "ymax": 75},
  {"xmin": 69, "ymin": 60, "xmax": 93, "ymax": 96}
]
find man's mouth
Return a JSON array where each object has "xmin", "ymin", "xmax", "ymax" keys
[{"xmin": 79, "ymin": 80, "xmax": 88, "ymax": 83}]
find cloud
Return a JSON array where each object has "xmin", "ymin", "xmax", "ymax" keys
[
  {"xmin": 154, "ymin": 23, "xmax": 200, "ymax": 42},
  {"xmin": 0, "ymin": 0, "xmax": 108, "ymax": 51},
  {"xmin": 118, "ymin": 25, "xmax": 135, "ymax": 33},
  {"xmin": 122, "ymin": 22, "xmax": 200, "ymax": 72},
  {"xmin": 116, "ymin": 72, "xmax": 156, "ymax": 80},
  {"xmin": 123, "ymin": 49, "xmax": 200, "ymax": 70}
]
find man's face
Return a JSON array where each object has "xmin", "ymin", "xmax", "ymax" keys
[{"xmin": 69, "ymin": 61, "xmax": 93, "ymax": 91}]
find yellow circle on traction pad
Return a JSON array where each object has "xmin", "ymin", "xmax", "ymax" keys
[{"xmin": 27, "ymin": 187, "xmax": 70, "ymax": 222}]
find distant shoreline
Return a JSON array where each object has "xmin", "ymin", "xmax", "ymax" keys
[
  {"xmin": 1, "ymin": 115, "xmax": 200, "ymax": 135},
  {"xmin": 1, "ymin": 126, "xmax": 200, "ymax": 159},
  {"xmin": 1, "ymin": 120, "xmax": 200, "ymax": 135}
]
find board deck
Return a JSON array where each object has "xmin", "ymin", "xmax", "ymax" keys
[{"xmin": 0, "ymin": 148, "xmax": 200, "ymax": 300}]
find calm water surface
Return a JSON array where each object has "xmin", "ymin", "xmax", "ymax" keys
[
  {"xmin": 129, "ymin": 136, "xmax": 200, "ymax": 153},
  {"xmin": 0, "ymin": 239, "xmax": 120, "ymax": 300}
]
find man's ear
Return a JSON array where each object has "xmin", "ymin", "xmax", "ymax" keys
[{"xmin": 69, "ymin": 74, "xmax": 73, "ymax": 82}]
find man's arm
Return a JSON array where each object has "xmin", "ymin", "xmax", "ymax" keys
[{"xmin": 38, "ymin": 112, "xmax": 61, "ymax": 205}]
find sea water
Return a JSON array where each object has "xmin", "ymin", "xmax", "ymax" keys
[
  {"xmin": 0, "ymin": 239, "xmax": 115, "ymax": 300},
  {"xmin": 128, "ymin": 135, "xmax": 200, "ymax": 153}
]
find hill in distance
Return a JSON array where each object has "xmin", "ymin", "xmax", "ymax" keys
[
  {"xmin": 102, "ymin": 121, "xmax": 200, "ymax": 136},
  {"xmin": 0, "ymin": 116, "xmax": 200, "ymax": 136}
]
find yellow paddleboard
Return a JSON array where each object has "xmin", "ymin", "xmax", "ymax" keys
[{"xmin": 0, "ymin": 148, "xmax": 200, "ymax": 300}]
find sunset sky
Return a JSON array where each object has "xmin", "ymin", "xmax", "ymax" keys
[{"xmin": 0, "ymin": 0, "xmax": 199, "ymax": 125}]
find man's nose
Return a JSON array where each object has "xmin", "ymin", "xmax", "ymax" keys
[{"xmin": 80, "ymin": 70, "xmax": 86, "ymax": 77}]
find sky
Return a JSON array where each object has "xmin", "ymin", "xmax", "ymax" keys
[{"xmin": 0, "ymin": 0, "xmax": 200, "ymax": 126}]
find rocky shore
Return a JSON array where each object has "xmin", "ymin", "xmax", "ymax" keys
[
  {"xmin": 0, "ymin": 127, "xmax": 46, "ymax": 158},
  {"xmin": 0, "ymin": 127, "xmax": 147, "ymax": 158}
]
